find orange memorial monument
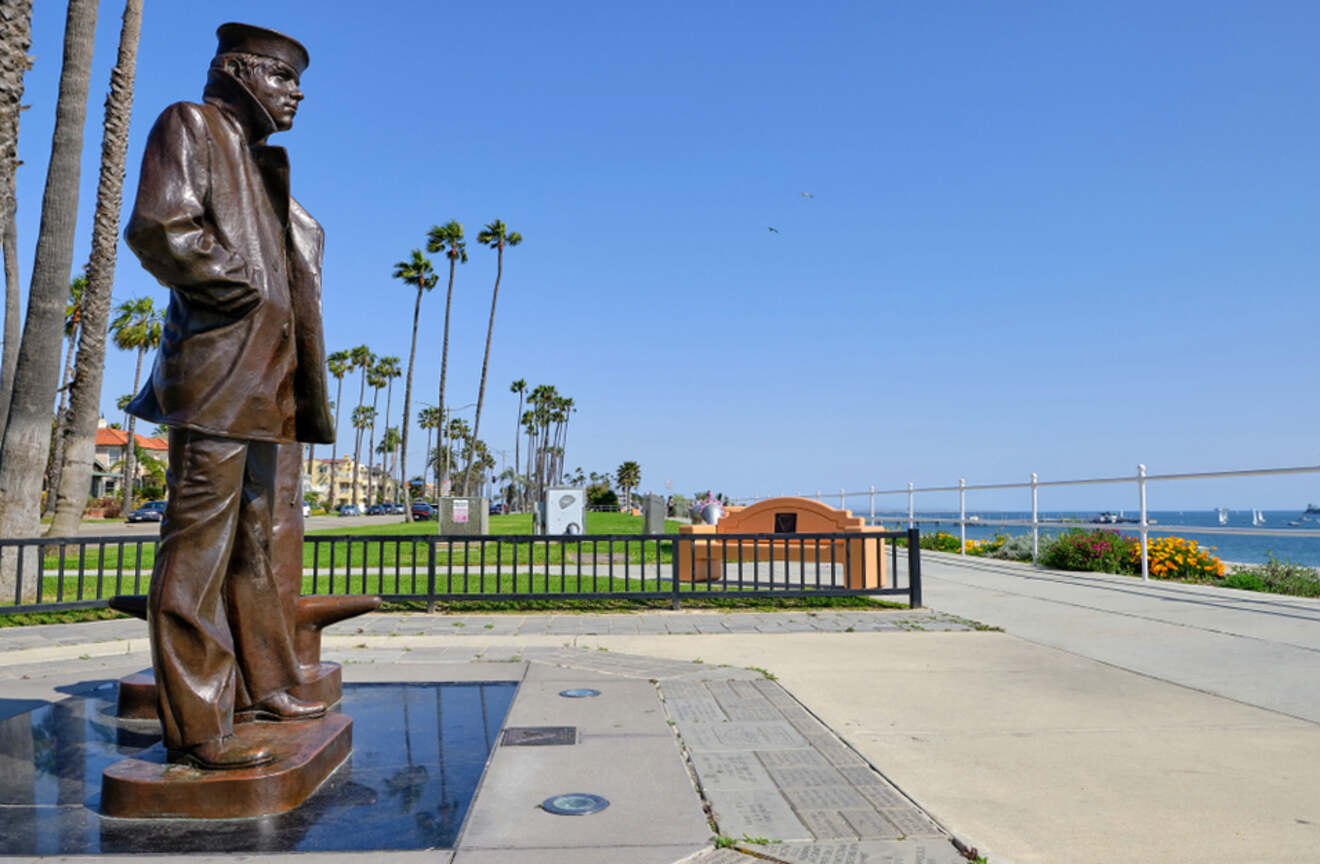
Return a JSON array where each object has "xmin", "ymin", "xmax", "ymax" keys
[{"xmin": 676, "ymin": 496, "xmax": 886, "ymax": 589}]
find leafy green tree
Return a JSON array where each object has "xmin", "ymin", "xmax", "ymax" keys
[
  {"xmin": 616, "ymin": 460, "xmax": 641, "ymax": 510},
  {"xmin": 425, "ymin": 220, "xmax": 466, "ymax": 498},
  {"xmin": 374, "ymin": 355, "xmax": 401, "ymax": 500},
  {"xmin": 110, "ymin": 296, "xmax": 161, "ymax": 512},
  {"xmin": 391, "ymin": 248, "xmax": 435, "ymax": 519},
  {"xmin": 463, "ymin": 219, "xmax": 521, "ymax": 496},
  {"xmin": 364, "ymin": 360, "xmax": 387, "ymax": 507}
]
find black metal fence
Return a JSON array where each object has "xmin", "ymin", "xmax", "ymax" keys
[{"xmin": 0, "ymin": 529, "xmax": 922, "ymax": 614}]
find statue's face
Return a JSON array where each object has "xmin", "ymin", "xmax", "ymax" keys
[{"xmin": 242, "ymin": 60, "xmax": 303, "ymax": 131}]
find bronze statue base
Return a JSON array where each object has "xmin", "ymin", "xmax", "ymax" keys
[
  {"xmin": 101, "ymin": 713, "xmax": 352, "ymax": 819},
  {"xmin": 116, "ymin": 661, "xmax": 344, "ymax": 721}
]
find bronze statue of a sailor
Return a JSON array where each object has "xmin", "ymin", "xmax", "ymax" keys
[{"xmin": 124, "ymin": 23, "xmax": 335, "ymax": 770}]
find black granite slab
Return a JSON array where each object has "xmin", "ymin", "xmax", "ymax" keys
[{"xmin": 0, "ymin": 680, "xmax": 516, "ymax": 854}]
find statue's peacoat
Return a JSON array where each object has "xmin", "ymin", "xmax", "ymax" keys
[{"xmin": 124, "ymin": 70, "xmax": 333, "ymax": 444}]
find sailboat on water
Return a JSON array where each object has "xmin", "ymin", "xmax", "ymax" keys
[
  {"xmin": 1251, "ymin": 509, "xmax": 1265, "ymax": 527},
  {"xmin": 1216, "ymin": 507, "xmax": 1229, "ymax": 525}
]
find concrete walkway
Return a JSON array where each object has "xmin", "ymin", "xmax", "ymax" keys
[
  {"xmin": 918, "ymin": 552, "xmax": 1320, "ymax": 721},
  {"xmin": 2, "ymin": 575, "xmax": 1319, "ymax": 863}
]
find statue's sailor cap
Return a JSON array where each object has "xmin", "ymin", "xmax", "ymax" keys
[{"xmin": 215, "ymin": 22, "xmax": 309, "ymax": 75}]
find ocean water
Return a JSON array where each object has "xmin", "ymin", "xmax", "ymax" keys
[{"xmin": 865, "ymin": 509, "xmax": 1320, "ymax": 567}]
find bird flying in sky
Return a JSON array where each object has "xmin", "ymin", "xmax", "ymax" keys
[
  {"xmin": 801, "ymin": 192, "xmax": 814, "ymax": 198},
  {"xmin": 768, "ymin": 226, "xmax": 779, "ymax": 233}
]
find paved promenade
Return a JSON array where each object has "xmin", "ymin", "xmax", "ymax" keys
[
  {"xmin": 2, "ymin": 564, "xmax": 1318, "ymax": 863},
  {"xmin": 918, "ymin": 551, "xmax": 1320, "ymax": 721}
]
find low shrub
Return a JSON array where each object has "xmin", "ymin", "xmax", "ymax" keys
[
  {"xmin": 965, "ymin": 533, "xmax": 1007, "ymax": 556},
  {"xmin": 1137, "ymin": 536, "xmax": 1223, "ymax": 581},
  {"xmin": 1221, "ymin": 555, "xmax": 1320, "ymax": 597},
  {"xmin": 1040, "ymin": 528, "xmax": 1136, "ymax": 574},
  {"xmin": 983, "ymin": 532, "xmax": 1037, "ymax": 562},
  {"xmin": 921, "ymin": 531, "xmax": 962, "ymax": 553}
]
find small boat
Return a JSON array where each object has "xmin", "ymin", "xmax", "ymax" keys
[
  {"xmin": 1288, "ymin": 520, "xmax": 1301, "ymax": 527},
  {"xmin": 1252, "ymin": 509, "xmax": 1265, "ymax": 527},
  {"xmin": 1306, "ymin": 503, "xmax": 1320, "ymax": 514},
  {"xmin": 1217, "ymin": 507, "xmax": 1229, "ymax": 525}
]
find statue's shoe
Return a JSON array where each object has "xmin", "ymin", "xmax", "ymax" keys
[
  {"xmin": 236, "ymin": 691, "xmax": 327, "ymax": 723},
  {"xmin": 168, "ymin": 734, "xmax": 274, "ymax": 770}
]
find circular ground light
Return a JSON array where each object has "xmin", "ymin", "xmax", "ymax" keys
[
  {"xmin": 541, "ymin": 793, "xmax": 609, "ymax": 816},
  {"xmin": 558, "ymin": 688, "xmax": 602, "ymax": 698}
]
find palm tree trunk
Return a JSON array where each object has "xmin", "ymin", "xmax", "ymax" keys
[
  {"xmin": 382, "ymin": 377, "xmax": 394, "ymax": 502},
  {"xmin": 46, "ymin": 0, "xmax": 141, "ymax": 540},
  {"xmin": 42, "ymin": 330, "xmax": 78, "ymax": 515},
  {"xmin": 0, "ymin": 0, "xmax": 32, "ymax": 445},
  {"xmin": 366, "ymin": 387, "xmax": 380, "ymax": 507},
  {"xmin": 512, "ymin": 390, "xmax": 522, "ymax": 509},
  {"xmin": 120, "ymin": 345, "xmax": 145, "ymax": 513},
  {"xmin": 0, "ymin": 0, "xmax": 96, "ymax": 592},
  {"xmin": 437, "ymin": 257, "xmax": 455, "ymax": 497},
  {"xmin": 464, "ymin": 243, "xmax": 502, "ymax": 499},
  {"xmin": 399, "ymin": 286, "xmax": 422, "ymax": 520},
  {"xmin": 329, "ymin": 374, "xmax": 343, "ymax": 508},
  {"xmin": 351, "ymin": 365, "xmax": 367, "ymax": 507}
]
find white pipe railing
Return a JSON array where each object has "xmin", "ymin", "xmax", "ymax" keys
[{"xmin": 733, "ymin": 463, "xmax": 1320, "ymax": 581}]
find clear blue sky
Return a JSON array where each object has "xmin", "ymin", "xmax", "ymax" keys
[{"xmin": 11, "ymin": 1, "xmax": 1319, "ymax": 509}]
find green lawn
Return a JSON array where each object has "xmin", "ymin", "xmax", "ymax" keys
[{"xmin": 28, "ymin": 512, "xmax": 683, "ymax": 575}]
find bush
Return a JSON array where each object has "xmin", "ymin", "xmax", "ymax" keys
[
  {"xmin": 921, "ymin": 531, "xmax": 962, "ymax": 553},
  {"xmin": 586, "ymin": 484, "xmax": 617, "ymax": 508},
  {"xmin": 965, "ymin": 533, "xmax": 1007, "ymax": 556},
  {"xmin": 1040, "ymin": 528, "xmax": 1136, "ymax": 574},
  {"xmin": 984, "ymin": 532, "xmax": 1037, "ymax": 562},
  {"xmin": 1221, "ymin": 555, "xmax": 1320, "ymax": 597},
  {"xmin": 1137, "ymin": 536, "xmax": 1223, "ymax": 581}
]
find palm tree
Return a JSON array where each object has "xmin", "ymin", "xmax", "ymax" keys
[
  {"xmin": 463, "ymin": 220, "xmax": 521, "ymax": 497},
  {"xmin": 0, "ymin": 0, "xmax": 97, "ymax": 571},
  {"xmin": 325, "ymin": 349, "xmax": 350, "ymax": 508},
  {"xmin": 348, "ymin": 344, "xmax": 373, "ymax": 507},
  {"xmin": 364, "ymin": 361, "xmax": 386, "ymax": 507},
  {"xmin": 425, "ymin": 220, "xmax": 466, "ymax": 498},
  {"xmin": 616, "ymin": 461, "xmax": 641, "ymax": 510},
  {"xmin": 43, "ymin": 273, "xmax": 86, "ymax": 516},
  {"xmin": 377, "ymin": 425, "xmax": 401, "ymax": 501},
  {"xmin": 391, "ymin": 249, "xmax": 435, "ymax": 520},
  {"xmin": 110, "ymin": 297, "xmax": 161, "ymax": 512},
  {"xmin": 417, "ymin": 405, "xmax": 441, "ymax": 500},
  {"xmin": 44, "ymin": 0, "xmax": 143, "ymax": 539},
  {"xmin": 375, "ymin": 355, "xmax": 401, "ymax": 501},
  {"xmin": 509, "ymin": 379, "xmax": 526, "ymax": 509},
  {"xmin": 350, "ymin": 405, "xmax": 374, "ymax": 507},
  {"xmin": 0, "ymin": 0, "xmax": 33, "ymax": 444}
]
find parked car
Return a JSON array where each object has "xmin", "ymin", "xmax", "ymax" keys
[
  {"xmin": 127, "ymin": 500, "xmax": 167, "ymax": 523},
  {"xmin": 489, "ymin": 503, "xmax": 506, "ymax": 515},
  {"xmin": 366, "ymin": 504, "xmax": 387, "ymax": 516},
  {"xmin": 411, "ymin": 501, "xmax": 436, "ymax": 521},
  {"xmin": 303, "ymin": 503, "xmax": 310, "ymax": 517},
  {"xmin": 337, "ymin": 504, "xmax": 360, "ymax": 517}
]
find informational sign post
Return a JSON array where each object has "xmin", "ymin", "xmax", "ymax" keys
[{"xmin": 439, "ymin": 497, "xmax": 487, "ymax": 535}]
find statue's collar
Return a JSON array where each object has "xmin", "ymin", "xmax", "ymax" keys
[{"xmin": 202, "ymin": 68, "xmax": 278, "ymax": 144}]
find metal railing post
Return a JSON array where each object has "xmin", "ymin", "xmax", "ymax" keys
[
  {"xmin": 907, "ymin": 482, "xmax": 914, "ymax": 529},
  {"xmin": 671, "ymin": 537, "xmax": 682, "ymax": 610},
  {"xmin": 1031, "ymin": 472, "xmax": 1039, "ymax": 564},
  {"xmin": 840, "ymin": 488, "xmax": 845, "ymax": 509},
  {"xmin": 959, "ymin": 478, "xmax": 966, "ymax": 555},
  {"xmin": 907, "ymin": 528, "xmax": 922, "ymax": 608},
  {"xmin": 426, "ymin": 538, "xmax": 437, "ymax": 612},
  {"xmin": 1138, "ymin": 464, "xmax": 1149, "ymax": 581},
  {"xmin": 869, "ymin": 485, "xmax": 875, "ymax": 525}
]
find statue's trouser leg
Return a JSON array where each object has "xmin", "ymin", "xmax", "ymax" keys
[
  {"xmin": 148, "ymin": 430, "xmax": 301, "ymax": 751},
  {"xmin": 266, "ymin": 443, "xmax": 306, "ymax": 674}
]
